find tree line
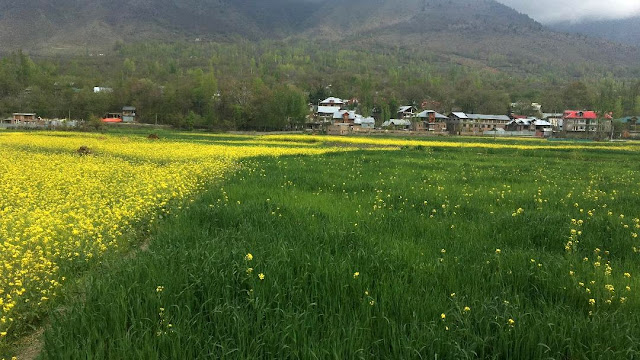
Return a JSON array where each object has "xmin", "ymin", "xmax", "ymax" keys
[{"xmin": 1, "ymin": 40, "xmax": 640, "ymax": 130}]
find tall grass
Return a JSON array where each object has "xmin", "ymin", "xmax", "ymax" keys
[{"xmin": 41, "ymin": 146, "xmax": 640, "ymax": 359}]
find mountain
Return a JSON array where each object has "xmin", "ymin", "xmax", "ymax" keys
[
  {"xmin": 550, "ymin": 17, "xmax": 640, "ymax": 47},
  {"xmin": 0, "ymin": 0, "xmax": 323, "ymax": 52},
  {"xmin": 309, "ymin": 0, "xmax": 541, "ymax": 37},
  {"xmin": 0, "ymin": 0, "xmax": 639, "ymax": 75},
  {"xmin": 304, "ymin": 0, "xmax": 640, "ymax": 73}
]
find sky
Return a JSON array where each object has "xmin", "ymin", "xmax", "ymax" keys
[{"xmin": 498, "ymin": 0, "xmax": 640, "ymax": 23}]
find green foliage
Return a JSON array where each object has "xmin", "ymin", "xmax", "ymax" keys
[
  {"xmin": 563, "ymin": 81, "xmax": 593, "ymax": 110},
  {"xmin": 86, "ymin": 114, "xmax": 104, "ymax": 131},
  {"xmin": 40, "ymin": 141, "xmax": 640, "ymax": 359},
  {"xmin": 2, "ymin": 37, "xmax": 640, "ymax": 128}
]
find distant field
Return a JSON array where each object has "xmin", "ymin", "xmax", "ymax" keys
[{"xmin": 1, "ymin": 132, "xmax": 640, "ymax": 359}]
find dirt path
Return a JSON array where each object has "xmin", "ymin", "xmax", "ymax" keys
[{"xmin": 15, "ymin": 328, "xmax": 44, "ymax": 360}]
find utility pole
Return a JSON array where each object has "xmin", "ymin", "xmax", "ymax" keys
[{"xmin": 610, "ymin": 118, "xmax": 615, "ymax": 140}]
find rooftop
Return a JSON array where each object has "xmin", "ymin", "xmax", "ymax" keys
[
  {"xmin": 317, "ymin": 106, "xmax": 342, "ymax": 114},
  {"xmin": 416, "ymin": 110, "xmax": 448, "ymax": 119},
  {"xmin": 320, "ymin": 97, "xmax": 345, "ymax": 105},
  {"xmin": 564, "ymin": 110, "xmax": 598, "ymax": 119},
  {"xmin": 382, "ymin": 119, "xmax": 412, "ymax": 127}
]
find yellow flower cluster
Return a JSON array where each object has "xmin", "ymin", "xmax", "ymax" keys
[
  {"xmin": 0, "ymin": 132, "xmax": 344, "ymax": 339},
  {"xmin": 261, "ymin": 134, "xmax": 640, "ymax": 152}
]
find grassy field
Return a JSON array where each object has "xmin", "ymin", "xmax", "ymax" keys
[{"xmin": 2, "ymin": 132, "xmax": 640, "ymax": 359}]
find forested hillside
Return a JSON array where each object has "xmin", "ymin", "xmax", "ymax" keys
[
  {"xmin": 1, "ymin": 0, "xmax": 640, "ymax": 130},
  {"xmin": 1, "ymin": 0, "xmax": 639, "ymax": 73},
  {"xmin": 2, "ymin": 39, "xmax": 640, "ymax": 131},
  {"xmin": 0, "ymin": 0, "xmax": 322, "ymax": 52},
  {"xmin": 551, "ymin": 17, "xmax": 640, "ymax": 47}
]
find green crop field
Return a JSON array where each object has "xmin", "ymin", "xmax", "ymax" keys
[{"xmin": 2, "ymin": 132, "xmax": 640, "ymax": 359}]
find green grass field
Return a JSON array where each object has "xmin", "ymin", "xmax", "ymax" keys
[{"xmin": 29, "ymin": 135, "xmax": 640, "ymax": 359}]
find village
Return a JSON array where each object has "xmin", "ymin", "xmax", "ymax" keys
[
  {"xmin": 3, "ymin": 96, "xmax": 640, "ymax": 140},
  {"xmin": 308, "ymin": 97, "xmax": 640, "ymax": 139},
  {"xmin": 0, "ymin": 106, "xmax": 137, "ymax": 130}
]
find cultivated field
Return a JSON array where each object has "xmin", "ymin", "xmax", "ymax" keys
[{"xmin": 1, "ymin": 131, "xmax": 640, "ymax": 359}]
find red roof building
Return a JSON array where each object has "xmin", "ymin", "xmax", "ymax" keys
[
  {"xmin": 563, "ymin": 110, "xmax": 610, "ymax": 133},
  {"xmin": 563, "ymin": 110, "xmax": 598, "ymax": 120}
]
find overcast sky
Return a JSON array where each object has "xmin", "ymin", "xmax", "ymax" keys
[{"xmin": 498, "ymin": 0, "xmax": 640, "ymax": 23}]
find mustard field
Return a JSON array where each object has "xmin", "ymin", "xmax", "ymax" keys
[
  {"xmin": 0, "ymin": 132, "xmax": 346, "ymax": 345},
  {"xmin": 1, "ymin": 131, "xmax": 640, "ymax": 359}
]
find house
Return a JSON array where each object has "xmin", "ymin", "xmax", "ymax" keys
[
  {"xmin": 505, "ymin": 118, "xmax": 533, "ymax": 132},
  {"xmin": 333, "ymin": 110, "xmax": 358, "ymax": 124},
  {"xmin": 13, "ymin": 113, "xmax": 37, "ymax": 123},
  {"xmin": 93, "ymin": 86, "xmax": 113, "ymax": 94},
  {"xmin": 327, "ymin": 123, "xmax": 351, "ymax": 136},
  {"xmin": 333, "ymin": 110, "xmax": 374, "ymax": 129},
  {"xmin": 414, "ymin": 110, "xmax": 448, "ymax": 132},
  {"xmin": 398, "ymin": 106, "xmax": 417, "ymax": 119},
  {"xmin": 319, "ymin": 97, "xmax": 346, "ymax": 108},
  {"xmin": 617, "ymin": 116, "xmax": 640, "ymax": 138},
  {"xmin": 317, "ymin": 106, "xmax": 343, "ymax": 121},
  {"xmin": 533, "ymin": 119, "xmax": 553, "ymax": 137},
  {"xmin": 309, "ymin": 102, "xmax": 345, "ymax": 131},
  {"xmin": 382, "ymin": 119, "xmax": 412, "ymax": 130},
  {"xmin": 354, "ymin": 117, "xmax": 375, "ymax": 129},
  {"xmin": 448, "ymin": 112, "xmax": 511, "ymax": 134},
  {"xmin": 617, "ymin": 116, "xmax": 639, "ymax": 129},
  {"xmin": 122, "ymin": 106, "xmax": 136, "ymax": 123},
  {"xmin": 563, "ymin": 110, "xmax": 610, "ymax": 133},
  {"xmin": 507, "ymin": 118, "xmax": 553, "ymax": 136},
  {"xmin": 542, "ymin": 113, "xmax": 564, "ymax": 130}
]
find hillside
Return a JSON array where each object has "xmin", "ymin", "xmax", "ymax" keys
[
  {"xmin": 0, "ymin": 0, "xmax": 639, "ymax": 76},
  {"xmin": 0, "ymin": 0, "xmax": 322, "ymax": 53},
  {"xmin": 306, "ymin": 0, "xmax": 640, "ymax": 74},
  {"xmin": 550, "ymin": 17, "xmax": 640, "ymax": 47}
]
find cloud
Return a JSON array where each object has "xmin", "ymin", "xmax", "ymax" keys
[{"xmin": 498, "ymin": 0, "xmax": 640, "ymax": 23}]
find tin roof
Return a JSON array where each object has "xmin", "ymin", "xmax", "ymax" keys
[
  {"xmin": 466, "ymin": 114, "xmax": 511, "ymax": 121},
  {"xmin": 416, "ymin": 110, "xmax": 448, "ymax": 119},
  {"xmin": 333, "ymin": 110, "xmax": 359, "ymax": 120},
  {"xmin": 317, "ymin": 106, "xmax": 342, "ymax": 114},
  {"xmin": 451, "ymin": 112, "xmax": 468, "ymax": 119},
  {"xmin": 382, "ymin": 119, "xmax": 412, "ymax": 127},
  {"xmin": 355, "ymin": 117, "xmax": 375, "ymax": 125},
  {"xmin": 320, "ymin": 97, "xmax": 344, "ymax": 105}
]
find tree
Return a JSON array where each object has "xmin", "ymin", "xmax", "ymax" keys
[
  {"xmin": 613, "ymin": 97, "xmax": 624, "ymax": 119},
  {"xmin": 123, "ymin": 58, "xmax": 136, "ymax": 77},
  {"xmin": 634, "ymin": 96, "xmax": 640, "ymax": 116},
  {"xmin": 563, "ymin": 82, "xmax": 593, "ymax": 109},
  {"xmin": 389, "ymin": 99, "xmax": 400, "ymax": 118},
  {"xmin": 380, "ymin": 104, "xmax": 391, "ymax": 123}
]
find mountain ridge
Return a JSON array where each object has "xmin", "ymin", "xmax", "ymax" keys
[
  {"xmin": 550, "ymin": 16, "xmax": 640, "ymax": 47},
  {"xmin": 0, "ymin": 0, "xmax": 639, "ymax": 77}
]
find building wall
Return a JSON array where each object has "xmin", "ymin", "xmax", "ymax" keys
[
  {"xmin": 327, "ymin": 125, "xmax": 351, "ymax": 136},
  {"xmin": 13, "ymin": 114, "xmax": 36, "ymax": 121},
  {"xmin": 564, "ymin": 119, "xmax": 612, "ymax": 132}
]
